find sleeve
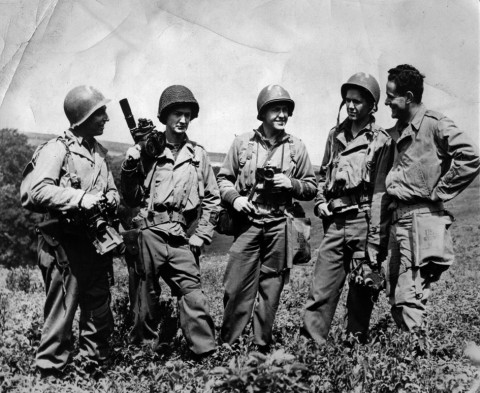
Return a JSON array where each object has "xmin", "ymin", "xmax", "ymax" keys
[
  {"xmin": 120, "ymin": 160, "xmax": 146, "ymax": 208},
  {"xmin": 367, "ymin": 135, "xmax": 396, "ymax": 262},
  {"xmin": 30, "ymin": 141, "xmax": 85, "ymax": 211},
  {"xmin": 193, "ymin": 149, "xmax": 221, "ymax": 244},
  {"xmin": 314, "ymin": 131, "xmax": 333, "ymax": 211},
  {"xmin": 105, "ymin": 159, "xmax": 120, "ymax": 210},
  {"xmin": 289, "ymin": 140, "xmax": 317, "ymax": 201},
  {"xmin": 432, "ymin": 117, "xmax": 480, "ymax": 202},
  {"xmin": 216, "ymin": 137, "xmax": 242, "ymax": 206}
]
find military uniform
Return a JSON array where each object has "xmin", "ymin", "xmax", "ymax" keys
[
  {"xmin": 31, "ymin": 129, "xmax": 119, "ymax": 371},
  {"xmin": 217, "ymin": 127, "xmax": 316, "ymax": 346},
  {"xmin": 121, "ymin": 137, "xmax": 219, "ymax": 355},
  {"xmin": 377, "ymin": 104, "xmax": 480, "ymax": 330},
  {"xmin": 303, "ymin": 117, "xmax": 394, "ymax": 344}
]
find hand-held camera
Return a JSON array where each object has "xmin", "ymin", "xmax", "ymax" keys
[
  {"xmin": 119, "ymin": 98, "xmax": 166, "ymax": 159},
  {"xmin": 255, "ymin": 164, "xmax": 281, "ymax": 182},
  {"xmin": 78, "ymin": 195, "xmax": 123, "ymax": 255}
]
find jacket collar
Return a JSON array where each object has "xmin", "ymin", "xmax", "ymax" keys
[
  {"xmin": 335, "ymin": 116, "xmax": 376, "ymax": 146},
  {"xmin": 393, "ymin": 103, "xmax": 426, "ymax": 143},
  {"xmin": 253, "ymin": 125, "xmax": 290, "ymax": 147}
]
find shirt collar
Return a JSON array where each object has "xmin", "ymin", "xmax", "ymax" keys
[{"xmin": 409, "ymin": 103, "xmax": 427, "ymax": 131}]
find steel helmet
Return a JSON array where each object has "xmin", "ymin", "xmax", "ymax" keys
[
  {"xmin": 64, "ymin": 86, "xmax": 110, "ymax": 128},
  {"xmin": 256, "ymin": 85, "xmax": 295, "ymax": 120},
  {"xmin": 340, "ymin": 72, "xmax": 380, "ymax": 107},
  {"xmin": 158, "ymin": 85, "xmax": 199, "ymax": 124}
]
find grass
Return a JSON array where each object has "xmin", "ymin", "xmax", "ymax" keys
[{"xmin": 0, "ymin": 180, "xmax": 479, "ymax": 392}]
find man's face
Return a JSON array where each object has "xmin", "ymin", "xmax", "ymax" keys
[
  {"xmin": 345, "ymin": 88, "xmax": 372, "ymax": 122},
  {"xmin": 385, "ymin": 81, "xmax": 408, "ymax": 120},
  {"xmin": 80, "ymin": 106, "xmax": 109, "ymax": 137},
  {"xmin": 165, "ymin": 106, "xmax": 192, "ymax": 135},
  {"xmin": 262, "ymin": 103, "xmax": 289, "ymax": 133}
]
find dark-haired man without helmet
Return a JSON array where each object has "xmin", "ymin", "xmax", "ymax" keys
[
  {"xmin": 302, "ymin": 73, "xmax": 394, "ymax": 345},
  {"xmin": 27, "ymin": 86, "xmax": 119, "ymax": 376},
  {"xmin": 217, "ymin": 85, "xmax": 316, "ymax": 351},
  {"xmin": 121, "ymin": 85, "xmax": 219, "ymax": 357},
  {"xmin": 379, "ymin": 64, "xmax": 479, "ymax": 331}
]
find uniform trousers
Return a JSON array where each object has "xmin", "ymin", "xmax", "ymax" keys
[
  {"xmin": 135, "ymin": 228, "xmax": 216, "ymax": 355},
  {"xmin": 36, "ymin": 234, "xmax": 113, "ymax": 371},
  {"xmin": 385, "ymin": 213, "xmax": 450, "ymax": 331},
  {"xmin": 303, "ymin": 209, "xmax": 375, "ymax": 345},
  {"xmin": 221, "ymin": 219, "xmax": 286, "ymax": 346}
]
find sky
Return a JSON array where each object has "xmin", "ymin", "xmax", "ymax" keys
[{"xmin": 0, "ymin": 0, "xmax": 478, "ymax": 165}]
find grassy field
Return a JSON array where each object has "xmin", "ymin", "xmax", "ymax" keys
[{"xmin": 1, "ymin": 180, "xmax": 479, "ymax": 392}]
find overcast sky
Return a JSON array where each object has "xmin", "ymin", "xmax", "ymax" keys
[{"xmin": 0, "ymin": 0, "xmax": 478, "ymax": 165}]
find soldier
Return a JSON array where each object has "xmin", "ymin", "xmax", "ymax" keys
[
  {"xmin": 302, "ymin": 73, "xmax": 394, "ymax": 345},
  {"xmin": 217, "ymin": 85, "xmax": 317, "ymax": 351},
  {"xmin": 121, "ymin": 85, "xmax": 219, "ymax": 357},
  {"xmin": 24, "ymin": 86, "xmax": 120, "ymax": 376},
  {"xmin": 377, "ymin": 64, "xmax": 480, "ymax": 330}
]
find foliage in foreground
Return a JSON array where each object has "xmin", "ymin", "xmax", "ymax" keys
[{"xmin": 0, "ymin": 180, "xmax": 479, "ymax": 392}]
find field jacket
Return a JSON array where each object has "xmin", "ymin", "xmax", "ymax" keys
[
  {"xmin": 385, "ymin": 104, "xmax": 480, "ymax": 203},
  {"xmin": 316, "ymin": 118, "xmax": 395, "ymax": 259},
  {"xmin": 217, "ymin": 127, "xmax": 317, "ymax": 220},
  {"xmin": 30, "ymin": 129, "xmax": 119, "ymax": 212},
  {"xmin": 121, "ymin": 137, "xmax": 220, "ymax": 244}
]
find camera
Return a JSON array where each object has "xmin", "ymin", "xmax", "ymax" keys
[
  {"xmin": 133, "ymin": 118, "xmax": 166, "ymax": 159},
  {"xmin": 78, "ymin": 195, "xmax": 123, "ymax": 255},
  {"xmin": 256, "ymin": 164, "xmax": 281, "ymax": 182},
  {"xmin": 120, "ymin": 98, "xmax": 166, "ymax": 159}
]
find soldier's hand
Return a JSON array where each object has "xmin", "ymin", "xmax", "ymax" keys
[
  {"xmin": 104, "ymin": 193, "xmax": 118, "ymax": 210},
  {"xmin": 80, "ymin": 193, "xmax": 102, "ymax": 211},
  {"xmin": 366, "ymin": 243, "xmax": 380, "ymax": 268},
  {"xmin": 271, "ymin": 173, "xmax": 293, "ymax": 190},
  {"xmin": 125, "ymin": 145, "xmax": 141, "ymax": 162},
  {"xmin": 316, "ymin": 202, "xmax": 332, "ymax": 218},
  {"xmin": 233, "ymin": 196, "xmax": 255, "ymax": 214},
  {"xmin": 189, "ymin": 234, "xmax": 204, "ymax": 256}
]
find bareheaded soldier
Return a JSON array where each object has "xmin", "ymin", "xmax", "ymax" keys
[
  {"xmin": 376, "ymin": 64, "xmax": 479, "ymax": 330},
  {"xmin": 25, "ymin": 86, "xmax": 119, "ymax": 376},
  {"xmin": 302, "ymin": 73, "xmax": 394, "ymax": 345},
  {"xmin": 121, "ymin": 85, "xmax": 219, "ymax": 357},
  {"xmin": 217, "ymin": 85, "xmax": 317, "ymax": 351}
]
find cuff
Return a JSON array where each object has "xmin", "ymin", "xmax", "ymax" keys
[{"xmin": 223, "ymin": 189, "xmax": 242, "ymax": 206}]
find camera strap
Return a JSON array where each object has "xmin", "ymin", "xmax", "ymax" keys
[{"xmin": 247, "ymin": 141, "xmax": 283, "ymax": 201}]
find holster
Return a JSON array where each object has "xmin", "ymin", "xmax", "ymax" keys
[
  {"xmin": 120, "ymin": 228, "xmax": 145, "ymax": 279},
  {"xmin": 35, "ymin": 219, "xmax": 69, "ymax": 270}
]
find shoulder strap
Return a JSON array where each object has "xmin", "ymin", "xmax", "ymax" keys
[
  {"xmin": 239, "ymin": 134, "xmax": 256, "ymax": 168},
  {"xmin": 287, "ymin": 135, "xmax": 296, "ymax": 163}
]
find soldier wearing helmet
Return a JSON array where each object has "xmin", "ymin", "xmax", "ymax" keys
[
  {"xmin": 121, "ymin": 85, "xmax": 219, "ymax": 358},
  {"xmin": 25, "ymin": 86, "xmax": 119, "ymax": 376},
  {"xmin": 302, "ymin": 73, "xmax": 394, "ymax": 345},
  {"xmin": 217, "ymin": 85, "xmax": 316, "ymax": 350}
]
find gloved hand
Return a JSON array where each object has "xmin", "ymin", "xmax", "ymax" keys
[
  {"xmin": 189, "ymin": 234, "xmax": 204, "ymax": 257},
  {"xmin": 79, "ymin": 193, "xmax": 102, "ymax": 211}
]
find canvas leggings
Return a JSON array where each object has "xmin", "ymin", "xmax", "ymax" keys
[
  {"xmin": 385, "ymin": 213, "xmax": 450, "ymax": 331},
  {"xmin": 221, "ymin": 219, "xmax": 287, "ymax": 347},
  {"xmin": 36, "ymin": 235, "xmax": 114, "ymax": 371},
  {"xmin": 134, "ymin": 228, "xmax": 216, "ymax": 355},
  {"xmin": 303, "ymin": 209, "xmax": 375, "ymax": 345}
]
